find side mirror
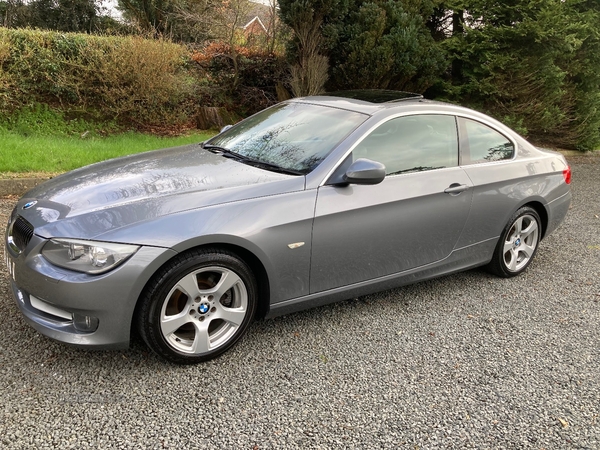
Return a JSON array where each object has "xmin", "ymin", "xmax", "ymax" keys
[
  {"xmin": 220, "ymin": 124, "xmax": 233, "ymax": 133},
  {"xmin": 343, "ymin": 158, "xmax": 386, "ymax": 185}
]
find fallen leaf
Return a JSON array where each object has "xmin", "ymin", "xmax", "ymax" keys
[{"xmin": 558, "ymin": 417, "xmax": 569, "ymax": 428}]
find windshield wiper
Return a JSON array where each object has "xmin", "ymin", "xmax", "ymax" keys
[
  {"xmin": 202, "ymin": 143, "xmax": 249, "ymax": 162},
  {"xmin": 246, "ymin": 160, "xmax": 305, "ymax": 176},
  {"xmin": 202, "ymin": 144, "xmax": 304, "ymax": 176},
  {"xmin": 202, "ymin": 143, "xmax": 232, "ymax": 154}
]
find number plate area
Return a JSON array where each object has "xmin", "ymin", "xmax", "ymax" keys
[{"xmin": 4, "ymin": 245, "xmax": 16, "ymax": 281}]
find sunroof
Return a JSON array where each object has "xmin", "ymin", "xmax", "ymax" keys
[{"xmin": 326, "ymin": 90, "xmax": 423, "ymax": 103}]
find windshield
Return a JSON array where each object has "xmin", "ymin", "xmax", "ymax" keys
[{"xmin": 206, "ymin": 102, "xmax": 367, "ymax": 174}]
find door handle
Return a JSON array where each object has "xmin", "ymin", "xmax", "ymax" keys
[{"xmin": 444, "ymin": 183, "xmax": 470, "ymax": 195}]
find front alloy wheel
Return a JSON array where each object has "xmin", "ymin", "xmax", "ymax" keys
[
  {"xmin": 138, "ymin": 249, "xmax": 257, "ymax": 364},
  {"xmin": 487, "ymin": 206, "xmax": 542, "ymax": 278}
]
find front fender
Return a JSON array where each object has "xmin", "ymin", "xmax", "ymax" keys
[{"xmin": 95, "ymin": 189, "xmax": 318, "ymax": 303}]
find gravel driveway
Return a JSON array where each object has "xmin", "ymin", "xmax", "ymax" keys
[{"xmin": 1, "ymin": 155, "xmax": 599, "ymax": 449}]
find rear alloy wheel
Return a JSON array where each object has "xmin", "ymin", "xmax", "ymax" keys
[
  {"xmin": 487, "ymin": 206, "xmax": 541, "ymax": 278},
  {"xmin": 138, "ymin": 249, "xmax": 257, "ymax": 364}
]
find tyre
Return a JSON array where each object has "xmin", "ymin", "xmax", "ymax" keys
[
  {"xmin": 487, "ymin": 206, "xmax": 542, "ymax": 278},
  {"xmin": 137, "ymin": 248, "xmax": 257, "ymax": 364}
]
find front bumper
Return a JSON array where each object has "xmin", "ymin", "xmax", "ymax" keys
[{"xmin": 5, "ymin": 232, "xmax": 176, "ymax": 349}]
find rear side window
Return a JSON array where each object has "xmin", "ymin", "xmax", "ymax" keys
[
  {"xmin": 352, "ymin": 114, "xmax": 458, "ymax": 175},
  {"xmin": 460, "ymin": 118, "xmax": 514, "ymax": 164}
]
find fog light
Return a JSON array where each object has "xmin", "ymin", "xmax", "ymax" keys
[{"xmin": 73, "ymin": 313, "xmax": 99, "ymax": 332}]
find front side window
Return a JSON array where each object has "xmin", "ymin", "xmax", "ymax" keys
[
  {"xmin": 460, "ymin": 118, "xmax": 514, "ymax": 164},
  {"xmin": 207, "ymin": 102, "xmax": 367, "ymax": 174},
  {"xmin": 352, "ymin": 115, "xmax": 459, "ymax": 175}
]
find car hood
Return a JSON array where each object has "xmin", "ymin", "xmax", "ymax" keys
[{"xmin": 16, "ymin": 144, "xmax": 305, "ymax": 240}]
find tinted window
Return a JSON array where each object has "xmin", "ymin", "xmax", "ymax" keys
[
  {"xmin": 208, "ymin": 102, "xmax": 367, "ymax": 174},
  {"xmin": 352, "ymin": 115, "xmax": 458, "ymax": 175},
  {"xmin": 461, "ymin": 119, "xmax": 514, "ymax": 163}
]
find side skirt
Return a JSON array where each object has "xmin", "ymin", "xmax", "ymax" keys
[{"xmin": 266, "ymin": 238, "xmax": 497, "ymax": 318}]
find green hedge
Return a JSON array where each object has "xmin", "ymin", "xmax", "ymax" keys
[{"xmin": 0, "ymin": 28, "xmax": 200, "ymax": 129}]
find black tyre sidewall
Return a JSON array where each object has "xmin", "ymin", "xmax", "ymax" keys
[{"xmin": 138, "ymin": 250, "xmax": 257, "ymax": 364}]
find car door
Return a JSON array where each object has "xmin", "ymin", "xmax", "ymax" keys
[
  {"xmin": 453, "ymin": 116, "xmax": 520, "ymax": 249},
  {"xmin": 310, "ymin": 114, "xmax": 473, "ymax": 294}
]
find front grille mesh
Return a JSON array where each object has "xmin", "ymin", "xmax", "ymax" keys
[{"xmin": 10, "ymin": 216, "xmax": 34, "ymax": 251}]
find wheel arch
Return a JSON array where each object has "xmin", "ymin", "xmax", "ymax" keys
[
  {"xmin": 132, "ymin": 242, "xmax": 271, "ymax": 337},
  {"xmin": 206, "ymin": 243, "xmax": 271, "ymax": 319},
  {"xmin": 522, "ymin": 200, "xmax": 548, "ymax": 239}
]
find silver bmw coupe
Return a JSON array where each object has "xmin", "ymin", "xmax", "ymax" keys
[{"xmin": 5, "ymin": 91, "xmax": 572, "ymax": 363}]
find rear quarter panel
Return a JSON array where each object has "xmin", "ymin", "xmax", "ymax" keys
[{"xmin": 456, "ymin": 145, "xmax": 570, "ymax": 249}]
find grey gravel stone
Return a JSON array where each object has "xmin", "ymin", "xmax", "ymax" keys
[{"xmin": 1, "ymin": 154, "xmax": 599, "ymax": 449}]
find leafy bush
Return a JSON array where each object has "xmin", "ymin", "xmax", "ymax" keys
[
  {"xmin": 0, "ymin": 28, "xmax": 202, "ymax": 130},
  {"xmin": 326, "ymin": 0, "xmax": 446, "ymax": 93},
  {"xmin": 191, "ymin": 42, "xmax": 288, "ymax": 117},
  {"xmin": 437, "ymin": 1, "xmax": 600, "ymax": 150}
]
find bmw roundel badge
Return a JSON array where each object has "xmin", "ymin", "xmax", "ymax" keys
[
  {"xmin": 199, "ymin": 303, "xmax": 210, "ymax": 314},
  {"xmin": 23, "ymin": 201, "xmax": 37, "ymax": 210}
]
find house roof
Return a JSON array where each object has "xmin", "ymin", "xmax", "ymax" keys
[
  {"xmin": 242, "ymin": 1, "xmax": 273, "ymax": 32},
  {"xmin": 243, "ymin": 16, "xmax": 267, "ymax": 33}
]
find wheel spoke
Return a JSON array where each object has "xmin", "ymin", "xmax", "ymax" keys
[
  {"xmin": 506, "ymin": 249, "xmax": 518, "ymax": 271},
  {"xmin": 503, "ymin": 239, "xmax": 514, "ymax": 254},
  {"xmin": 521, "ymin": 220, "xmax": 538, "ymax": 240},
  {"xmin": 520, "ymin": 243, "xmax": 536, "ymax": 259},
  {"xmin": 208, "ymin": 270, "xmax": 242, "ymax": 299},
  {"xmin": 175, "ymin": 272, "xmax": 202, "ymax": 299},
  {"xmin": 190, "ymin": 321, "xmax": 211, "ymax": 354},
  {"xmin": 513, "ymin": 216, "xmax": 524, "ymax": 234},
  {"xmin": 161, "ymin": 310, "xmax": 193, "ymax": 336},
  {"xmin": 216, "ymin": 306, "xmax": 247, "ymax": 326}
]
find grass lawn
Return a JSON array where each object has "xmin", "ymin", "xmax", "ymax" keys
[{"xmin": 0, "ymin": 130, "xmax": 215, "ymax": 175}]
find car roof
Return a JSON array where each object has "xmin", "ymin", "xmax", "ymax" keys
[
  {"xmin": 326, "ymin": 90, "xmax": 424, "ymax": 103},
  {"xmin": 292, "ymin": 90, "xmax": 457, "ymax": 115},
  {"xmin": 294, "ymin": 90, "xmax": 510, "ymax": 125},
  {"xmin": 291, "ymin": 90, "xmax": 524, "ymax": 145}
]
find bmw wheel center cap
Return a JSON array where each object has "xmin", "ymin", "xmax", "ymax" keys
[
  {"xmin": 199, "ymin": 303, "xmax": 210, "ymax": 314},
  {"xmin": 514, "ymin": 238, "xmax": 521, "ymax": 247}
]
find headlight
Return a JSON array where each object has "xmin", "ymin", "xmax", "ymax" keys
[{"xmin": 42, "ymin": 239, "xmax": 140, "ymax": 274}]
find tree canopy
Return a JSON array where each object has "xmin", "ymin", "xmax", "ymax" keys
[
  {"xmin": 279, "ymin": 0, "xmax": 600, "ymax": 149},
  {"xmin": 1, "ymin": 0, "xmax": 109, "ymax": 32},
  {"xmin": 435, "ymin": 0, "xmax": 600, "ymax": 149},
  {"xmin": 326, "ymin": 0, "xmax": 445, "ymax": 92}
]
